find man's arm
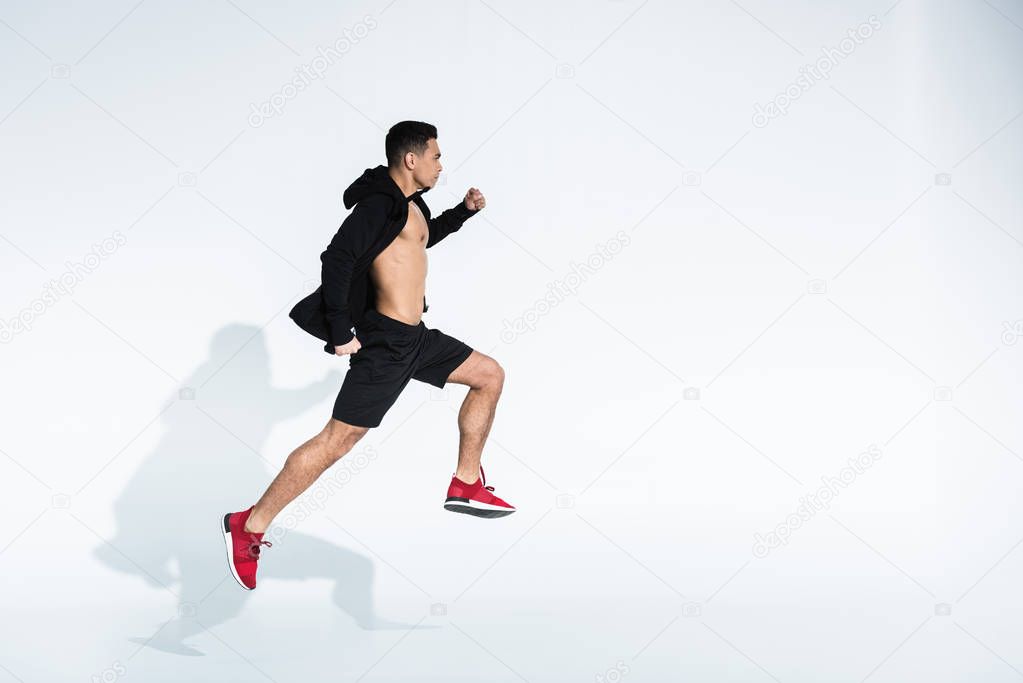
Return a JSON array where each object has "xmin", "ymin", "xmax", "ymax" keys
[
  {"xmin": 320, "ymin": 199, "xmax": 383, "ymax": 346},
  {"xmin": 425, "ymin": 187, "xmax": 485, "ymax": 248}
]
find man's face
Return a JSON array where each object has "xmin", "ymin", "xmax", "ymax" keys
[{"xmin": 411, "ymin": 138, "xmax": 442, "ymax": 189}]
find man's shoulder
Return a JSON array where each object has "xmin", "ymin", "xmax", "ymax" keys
[
  {"xmin": 351, "ymin": 193, "xmax": 394, "ymax": 217},
  {"xmin": 341, "ymin": 194, "xmax": 397, "ymax": 236}
]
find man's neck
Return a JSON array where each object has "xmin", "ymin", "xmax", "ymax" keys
[{"xmin": 388, "ymin": 168, "xmax": 421, "ymax": 199}]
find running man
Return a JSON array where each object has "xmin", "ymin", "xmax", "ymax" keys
[{"xmin": 222, "ymin": 121, "xmax": 516, "ymax": 591}]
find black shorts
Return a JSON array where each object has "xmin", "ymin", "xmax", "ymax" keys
[{"xmin": 332, "ymin": 309, "xmax": 474, "ymax": 428}]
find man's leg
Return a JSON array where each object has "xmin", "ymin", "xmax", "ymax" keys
[
  {"xmin": 244, "ymin": 418, "xmax": 369, "ymax": 533},
  {"xmin": 445, "ymin": 350, "xmax": 505, "ymax": 482}
]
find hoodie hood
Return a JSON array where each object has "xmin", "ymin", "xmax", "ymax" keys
[{"xmin": 343, "ymin": 165, "xmax": 429, "ymax": 210}]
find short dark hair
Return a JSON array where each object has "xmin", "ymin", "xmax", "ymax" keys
[{"xmin": 385, "ymin": 121, "xmax": 437, "ymax": 168}]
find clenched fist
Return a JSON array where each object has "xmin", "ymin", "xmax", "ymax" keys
[
  {"xmin": 464, "ymin": 187, "xmax": 486, "ymax": 211},
  {"xmin": 334, "ymin": 337, "xmax": 362, "ymax": 356}
]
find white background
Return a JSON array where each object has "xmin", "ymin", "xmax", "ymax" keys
[{"xmin": 1, "ymin": 0, "xmax": 1022, "ymax": 681}]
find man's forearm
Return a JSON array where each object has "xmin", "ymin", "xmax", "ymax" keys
[
  {"xmin": 426, "ymin": 202, "xmax": 478, "ymax": 248},
  {"xmin": 320, "ymin": 249, "xmax": 356, "ymax": 345},
  {"xmin": 320, "ymin": 201, "xmax": 380, "ymax": 345}
]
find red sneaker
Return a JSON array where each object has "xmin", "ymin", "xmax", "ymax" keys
[
  {"xmin": 444, "ymin": 466, "xmax": 516, "ymax": 518},
  {"xmin": 221, "ymin": 506, "xmax": 272, "ymax": 590}
]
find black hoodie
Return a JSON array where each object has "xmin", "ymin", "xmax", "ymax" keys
[{"xmin": 288, "ymin": 165, "xmax": 479, "ymax": 354}]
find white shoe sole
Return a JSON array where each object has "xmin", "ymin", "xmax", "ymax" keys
[
  {"xmin": 443, "ymin": 496, "xmax": 516, "ymax": 518},
  {"xmin": 222, "ymin": 513, "xmax": 253, "ymax": 591}
]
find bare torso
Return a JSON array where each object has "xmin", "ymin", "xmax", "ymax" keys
[{"xmin": 368, "ymin": 199, "xmax": 428, "ymax": 325}]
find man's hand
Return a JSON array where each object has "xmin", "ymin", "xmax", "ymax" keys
[
  {"xmin": 334, "ymin": 337, "xmax": 362, "ymax": 356},
  {"xmin": 464, "ymin": 187, "xmax": 486, "ymax": 211}
]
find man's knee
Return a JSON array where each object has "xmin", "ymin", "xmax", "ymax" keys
[
  {"xmin": 481, "ymin": 358, "xmax": 505, "ymax": 392},
  {"xmin": 321, "ymin": 419, "xmax": 369, "ymax": 459},
  {"xmin": 449, "ymin": 351, "xmax": 505, "ymax": 392}
]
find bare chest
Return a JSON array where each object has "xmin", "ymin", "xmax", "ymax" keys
[
  {"xmin": 374, "ymin": 200, "xmax": 428, "ymax": 264},
  {"xmin": 403, "ymin": 201, "xmax": 428, "ymax": 243}
]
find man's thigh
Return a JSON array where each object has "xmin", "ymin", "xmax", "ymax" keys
[
  {"xmin": 412, "ymin": 327, "xmax": 474, "ymax": 389},
  {"xmin": 333, "ymin": 341, "xmax": 415, "ymax": 428},
  {"xmin": 321, "ymin": 417, "xmax": 371, "ymax": 449},
  {"xmin": 444, "ymin": 350, "xmax": 502, "ymax": 389}
]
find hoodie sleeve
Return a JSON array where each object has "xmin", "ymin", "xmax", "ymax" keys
[
  {"xmin": 426, "ymin": 200, "xmax": 479, "ymax": 249},
  {"xmin": 320, "ymin": 199, "xmax": 384, "ymax": 346}
]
